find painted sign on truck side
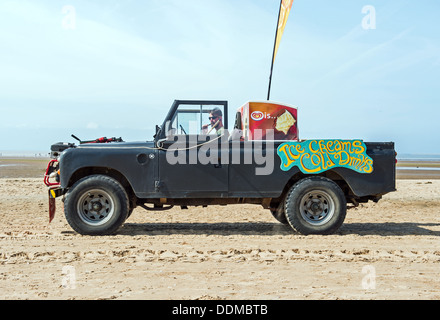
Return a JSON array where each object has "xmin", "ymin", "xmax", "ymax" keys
[{"xmin": 277, "ymin": 139, "xmax": 374, "ymax": 174}]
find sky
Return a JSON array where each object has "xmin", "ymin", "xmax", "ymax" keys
[{"xmin": 0, "ymin": 0, "xmax": 439, "ymax": 155}]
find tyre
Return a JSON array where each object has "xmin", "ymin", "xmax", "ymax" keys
[
  {"xmin": 284, "ymin": 177, "xmax": 346, "ymax": 235},
  {"xmin": 64, "ymin": 175, "xmax": 129, "ymax": 236}
]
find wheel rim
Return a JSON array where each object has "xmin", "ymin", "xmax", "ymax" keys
[
  {"xmin": 299, "ymin": 190, "xmax": 335, "ymax": 226},
  {"xmin": 77, "ymin": 189, "xmax": 115, "ymax": 226}
]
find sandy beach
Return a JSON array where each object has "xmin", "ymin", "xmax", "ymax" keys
[{"xmin": 0, "ymin": 158, "xmax": 439, "ymax": 300}]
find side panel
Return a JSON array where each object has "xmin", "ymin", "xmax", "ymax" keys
[
  {"xmin": 59, "ymin": 144, "xmax": 158, "ymax": 198},
  {"xmin": 157, "ymin": 135, "xmax": 229, "ymax": 198},
  {"xmin": 229, "ymin": 141, "xmax": 396, "ymax": 199},
  {"xmin": 228, "ymin": 141, "xmax": 293, "ymax": 198},
  {"xmin": 335, "ymin": 142, "xmax": 396, "ymax": 197}
]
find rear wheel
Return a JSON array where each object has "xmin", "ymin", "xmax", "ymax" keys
[
  {"xmin": 64, "ymin": 175, "xmax": 129, "ymax": 235},
  {"xmin": 285, "ymin": 177, "xmax": 346, "ymax": 235}
]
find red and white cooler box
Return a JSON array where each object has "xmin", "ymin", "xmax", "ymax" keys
[{"xmin": 236, "ymin": 101, "xmax": 298, "ymax": 141}]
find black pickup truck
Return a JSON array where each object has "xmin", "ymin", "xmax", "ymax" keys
[{"xmin": 44, "ymin": 100, "xmax": 396, "ymax": 236}]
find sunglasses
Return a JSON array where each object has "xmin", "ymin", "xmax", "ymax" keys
[{"xmin": 209, "ymin": 116, "xmax": 219, "ymax": 120}]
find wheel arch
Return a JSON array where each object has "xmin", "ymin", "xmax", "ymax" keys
[
  {"xmin": 271, "ymin": 170, "xmax": 354, "ymax": 209},
  {"xmin": 66, "ymin": 167, "xmax": 136, "ymax": 208}
]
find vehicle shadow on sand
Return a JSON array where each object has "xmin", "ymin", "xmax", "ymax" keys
[
  {"xmin": 120, "ymin": 222, "xmax": 293, "ymax": 236},
  {"xmin": 118, "ymin": 222, "xmax": 440, "ymax": 237}
]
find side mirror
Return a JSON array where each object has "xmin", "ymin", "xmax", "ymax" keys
[
  {"xmin": 153, "ymin": 125, "xmax": 161, "ymax": 139},
  {"xmin": 234, "ymin": 112, "xmax": 242, "ymax": 129}
]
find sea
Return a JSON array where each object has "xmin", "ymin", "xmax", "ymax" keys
[
  {"xmin": 0, "ymin": 151, "xmax": 49, "ymax": 158},
  {"xmin": 397, "ymin": 154, "xmax": 440, "ymax": 162}
]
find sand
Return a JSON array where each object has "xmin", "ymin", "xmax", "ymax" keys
[{"xmin": 0, "ymin": 159, "xmax": 439, "ymax": 300}]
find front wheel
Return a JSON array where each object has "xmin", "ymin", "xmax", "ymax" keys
[
  {"xmin": 284, "ymin": 177, "xmax": 347, "ymax": 235},
  {"xmin": 64, "ymin": 175, "xmax": 129, "ymax": 236}
]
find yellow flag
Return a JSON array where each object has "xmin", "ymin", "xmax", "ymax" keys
[{"xmin": 273, "ymin": 0, "xmax": 294, "ymax": 62}]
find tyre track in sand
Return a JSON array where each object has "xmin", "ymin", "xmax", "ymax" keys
[{"xmin": 1, "ymin": 178, "xmax": 440, "ymax": 299}]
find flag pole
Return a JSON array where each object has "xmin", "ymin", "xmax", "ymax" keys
[{"xmin": 267, "ymin": 0, "xmax": 283, "ymax": 101}]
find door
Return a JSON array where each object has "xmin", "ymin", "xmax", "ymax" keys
[{"xmin": 157, "ymin": 101, "xmax": 229, "ymax": 198}]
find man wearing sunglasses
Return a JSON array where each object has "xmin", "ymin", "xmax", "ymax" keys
[{"xmin": 202, "ymin": 107, "xmax": 225, "ymax": 136}]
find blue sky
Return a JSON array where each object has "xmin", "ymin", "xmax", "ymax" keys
[{"xmin": 0, "ymin": 0, "xmax": 439, "ymax": 155}]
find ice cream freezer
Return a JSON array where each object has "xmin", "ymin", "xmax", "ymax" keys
[{"xmin": 235, "ymin": 101, "xmax": 298, "ymax": 141}]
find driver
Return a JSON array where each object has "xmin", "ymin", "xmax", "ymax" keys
[{"xmin": 202, "ymin": 107, "xmax": 225, "ymax": 136}]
